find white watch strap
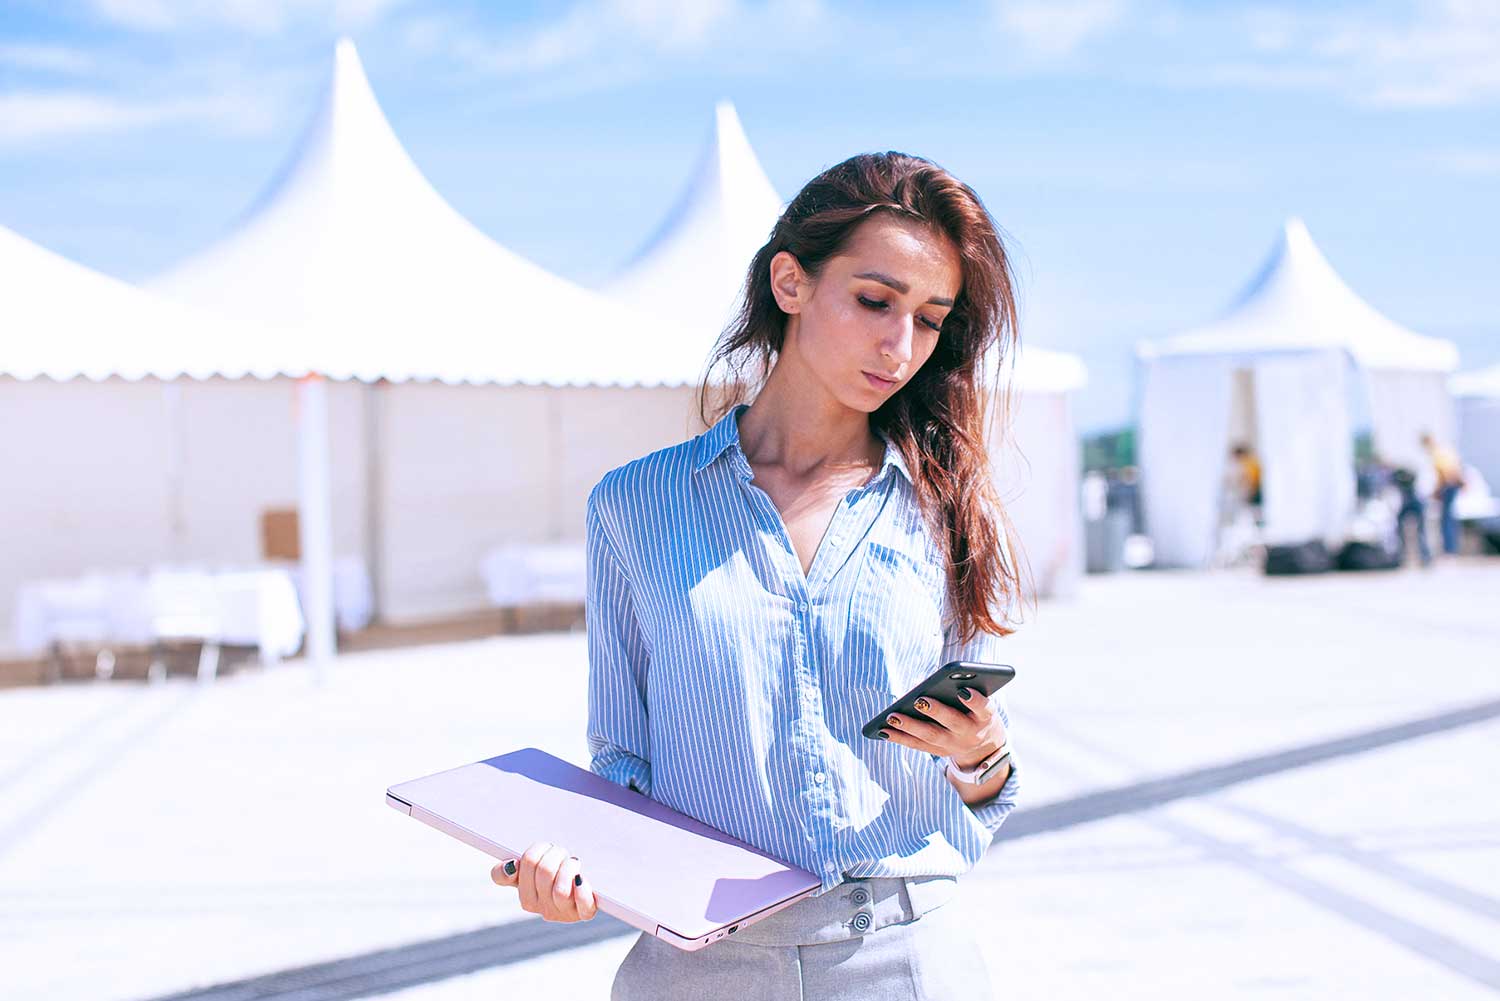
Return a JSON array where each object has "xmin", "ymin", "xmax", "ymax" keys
[{"xmin": 946, "ymin": 742, "xmax": 1011, "ymax": 784}]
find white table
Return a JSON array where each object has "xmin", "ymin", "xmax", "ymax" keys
[
  {"xmin": 275, "ymin": 556, "xmax": 375, "ymax": 634},
  {"xmin": 479, "ymin": 542, "xmax": 587, "ymax": 607},
  {"xmin": 13, "ymin": 567, "xmax": 307, "ymax": 683}
]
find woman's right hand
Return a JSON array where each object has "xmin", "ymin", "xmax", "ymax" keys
[{"xmin": 490, "ymin": 840, "xmax": 598, "ymax": 922}]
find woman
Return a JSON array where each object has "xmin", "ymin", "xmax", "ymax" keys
[{"xmin": 493, "ymin": 151, "xmax": 1026, "ymax": 999}]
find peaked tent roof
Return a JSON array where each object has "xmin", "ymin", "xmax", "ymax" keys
[
  {"xmin": 1139, "ymin": 218, "xmax": 1458, "ymax": 373},
  {"xmin": 1451, "ymin": 364, "xmax": 1500, "ymax": 398},
  {"xmin": 602, "ymin": 100, "xmax": 1087, "ymax": 394},
  {"xmin": 148, "ymin": 39, "xmax": 661, "ymax": 387},
  {"xmin": 0, "ymin": 224, "xmax": 308, "ymax": 381},
  {"xmin": 1009, "ymin": 344, "xmax": 1088, "ymax": 393},
  {"xmin": 600, "ymin": 100, "xmax": 783, "ymax": 357}
]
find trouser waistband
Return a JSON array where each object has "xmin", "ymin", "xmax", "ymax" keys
[{"xmin": 727, "ymin": 873, "xmax": 959, "ymax": 947}]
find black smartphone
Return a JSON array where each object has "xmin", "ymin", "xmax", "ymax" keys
[{"xmin": 861, "ymin": 661, "xmax": 1016, "ymax": 741}]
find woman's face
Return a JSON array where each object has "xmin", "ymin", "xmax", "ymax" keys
[{"xmin": 771, "ymin": 214, "xmax": 962, "ymax": 414}]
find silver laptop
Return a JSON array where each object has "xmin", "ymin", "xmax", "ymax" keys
[{"xmin": 386, "ymin": 747, "xmax": 821, "ymax": 951}]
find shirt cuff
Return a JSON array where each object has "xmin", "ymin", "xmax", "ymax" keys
[
  {"xmin": 963, "ymin": 753, "xmax": 1020, "ymax": 837},
  {"xmin": 591, "ymin": 749, "xmax": 653, "ymax": 797}
]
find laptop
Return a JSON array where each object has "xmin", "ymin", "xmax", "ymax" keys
[{"xmin": 386, "ymin": 747, "xmax": 822, "ymax": 951}]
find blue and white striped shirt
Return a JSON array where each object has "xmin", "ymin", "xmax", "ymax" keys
[{"xmin": 585, "ymin": 402, "xmax": 1021, "ymax": 896}]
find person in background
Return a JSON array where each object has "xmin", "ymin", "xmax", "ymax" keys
[
  {"xmin": 1391, "ymin": 463, "xmax": 1432, "ymax": 567},
  {"xmin": 1421, "ymin": 432, "xmax": 1465, "ymax": 555},
  {"xmin": 1229, "ymin": 443, "xmax": 1262, "ymax": 509}
]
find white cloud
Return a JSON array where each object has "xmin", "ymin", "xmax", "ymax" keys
[
  {"xmin": 994, "ymin": 0, "xmax": 1128, "ymax": 60},
  {"xmin": 442, "ymin": 0, "xmax": 746, "ymax": 77},
  {"xmin": 87, "ymin": 0, "xmax": 409, "ymax": 34},
  {"xmin": 0, "ymin": 43, "xmax": 98, "ymax": 74},
  {"xmin": 0, "ymin": 88, "xmax": 279, "ymax": 146},
  {"xmin": 1426, "ymin": 148, "xmax": 1500, "ymax": 175},
  {"xmin": 1214, "ymin": 0, "xmax": 1500, "ymax": 108}
]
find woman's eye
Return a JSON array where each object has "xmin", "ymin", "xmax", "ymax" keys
[
  {"xmin": 857, "ymin": 295, "xmax": 888, "ymax": 311},
  {"xmin": 920, "ymin": 315, "xmax": 943, "ymax": 332}
]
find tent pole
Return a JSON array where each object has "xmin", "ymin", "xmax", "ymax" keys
[
  {"xmin": 163, "ymin": 379, "xmax": 187, "ymax": 562},
  {"xmin": 297, "ymin": 373, "xmax": 337, "ymax": 681},
  {"xmin": 363, "ymin": 379, "xmax": 384, "ymax": 624}
]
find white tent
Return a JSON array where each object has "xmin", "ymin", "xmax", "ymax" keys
[
  {"xmin": 0, "ymin": 223, "xmax": 334, "ymax": 660},
  {"xmin": 601, "ymin": 100, "xmax": 783, "ymax": 355},
  {"xmin": 1452, "ymin": 364, "xmax": 1500, "ymax": 492},
  {"xmin": 0, "ymin": 224, "xmax": 313, "ymax": 381},
  {"xmin": 1137, "ymin": 218, "xmax": 1460, "ymax": 568},
  {"xmin": 144, "ymin": 39, "xmax": 703, "ymax": 634},
  {"xmin": 994, "ymin": 346, "xmax": 1088, "ymax": 598},
  {"xmin": 150, "ymin": 40, "xmax": 659, "ymax": 387}
]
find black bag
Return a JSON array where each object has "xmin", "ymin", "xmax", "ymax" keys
[
  {"xmin": 1264, "ymin": 540, "xmax": 1333, "ymax": 575},
  {"xmin": 1475, "ymin": 517, "xmax": 1500, "ymax": 555},
  {"xmin": 1336, "ymin": 540, "xmax": 1401, "ymax": 571}
]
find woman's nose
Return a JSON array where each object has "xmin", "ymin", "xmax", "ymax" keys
[{"xmin": 880, "ymin": 314, "xmax": 915, "ymax": 362}]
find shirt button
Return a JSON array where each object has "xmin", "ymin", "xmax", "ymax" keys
[{"xmin": 814, "ymin": 772, "xmax": 826, "ymax": 784}]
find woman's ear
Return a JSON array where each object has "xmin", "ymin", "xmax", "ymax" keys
[{"xmin": 768, "ymin": 250, "xmax": 807, "ymax": 314}]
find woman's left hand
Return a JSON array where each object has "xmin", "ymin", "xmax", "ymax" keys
[{"xmin": 878, "ymin": 687, "xmax": 1007, "ymax": 767}]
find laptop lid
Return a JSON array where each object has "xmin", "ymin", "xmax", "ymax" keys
[{"xmin": 387, "ymin": 747, "xmax": 821, "ymax": 942}]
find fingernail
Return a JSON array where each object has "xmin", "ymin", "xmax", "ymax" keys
[
  {"xmin": 958, "ymin": 687, "xmax": 972, "ymax": 699},
  {"xmin": 914, "ymin": 698, "xmax": 929, "ymax": 711},
  {"xmin": 503, "ymin": 860, "xmax": 517, "ymax": 877},
  {"xmin": 877, "ymin": 730, "xmax": 889, "ymax": 739},
  {"xmin": 887, "ymin": 715, "xmax": 900, "ymax": 726},
  {"xmin": 574, "ymin": 874, "xmax": 583, "ymax": 887}
]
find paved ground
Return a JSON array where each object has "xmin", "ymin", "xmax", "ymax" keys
[{"xmin": 1, "ymin": 560, "xmax": 1496, "ymax": 1000}]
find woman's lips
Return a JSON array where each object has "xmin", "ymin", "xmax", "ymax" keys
[{"xmin": 864, "ymin": 371, "xmax": 898, "ymax": 391}]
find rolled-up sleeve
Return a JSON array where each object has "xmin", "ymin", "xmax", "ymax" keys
[
  {"xmin": 585, "ymin": 487, "xmax": 653, "ymax": 797},
  {"xmin": 935, "ymin": 619, "xmax": 1021, "ymax": 838}
]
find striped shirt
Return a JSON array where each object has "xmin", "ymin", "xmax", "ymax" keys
[{"xmin": 585, "ymin": 402, "xmax": 1021, "ymax": 896}]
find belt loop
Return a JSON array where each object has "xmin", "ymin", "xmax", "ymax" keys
[{"xmin": 896, "ymin": 877, "xmax": 916, "ymax": 922}]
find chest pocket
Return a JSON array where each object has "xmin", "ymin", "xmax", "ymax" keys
[{"xmin": 836, "ymin": 538, "xmax": 947, "ymax": 718}]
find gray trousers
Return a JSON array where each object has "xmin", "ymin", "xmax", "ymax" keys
[{"xmin": 611, "ymin": 873, "xmax": 994, "ymax": 1000}]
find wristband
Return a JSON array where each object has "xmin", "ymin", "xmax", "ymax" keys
[{"xmin": 945, "ymin": 742, "xmax": 1011, "ymax": 785}]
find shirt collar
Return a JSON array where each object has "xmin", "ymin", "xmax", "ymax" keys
[
  {"xmin": 692, "ymin": 403, "xmax": 750, "ymax": 474},
  {"xmin": 691, "ymin": 402, "xmax": 913, "ymax": 486}
]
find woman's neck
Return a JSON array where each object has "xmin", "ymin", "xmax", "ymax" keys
[{"xmin": 738, "ymin": 356, "xmax": 882, "ymax": 478}]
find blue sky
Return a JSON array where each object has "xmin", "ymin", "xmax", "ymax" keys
[{"xmin": 2, "ymin": 0, "xmax": 1497, "ymax": 430}]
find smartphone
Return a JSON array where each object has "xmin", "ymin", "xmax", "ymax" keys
[{"xmin": 861, "ymin": 661, "xmax": 1016, "ymax": 741}]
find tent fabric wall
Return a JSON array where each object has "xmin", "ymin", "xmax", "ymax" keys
[
  {"xmin": 0, "ymin": 377, "xmax": 367, "ymax": 656},
  {"xmin": 1458, "ymin": 396, "xmax": 1500, "ymax": 490},
  {"xmin": 372, "ymin": 383, "xmax": 699, "ymax": 623},
  {"xmin": 1252, "ymin": 352, "xmax": 1354, "ymax": 547},
  {"xmin": 996, "ymin": 389, "xmax": 1082, "ymax": 599},
  {"xmin": 1453, "ymin": 365, "xmax": 1500, "ymax": 491},
  {"xmin": 1140, "ymin": 351, "xmax": 1357, "ymax": 566},
  {"xmin": 1138, "ymin": 355, "xmax": 1237, "ymax": 568},
  {"xmin": 1364, "ymin": 369, "xmax": 1457, "ymax": 471}
]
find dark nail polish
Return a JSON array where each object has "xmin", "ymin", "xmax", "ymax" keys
[
  {"xmin": 958, "ymin": 687, "xmax": 972, "ymax": 699},
  {"xmin": 503, "ymin": 860, "xmax": 517, "ymax": 876},
  {"xmin": 574, "ymin": 874, "xmax": 583, "ymax": 887},
  {"xmin": 877, "ymin": 730, "xmax": 889, "ymax": 739}
]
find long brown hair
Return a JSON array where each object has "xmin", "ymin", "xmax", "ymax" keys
[{"xmin": 698, "ymin": 151, "xmax": 1026, "ymax": 641}]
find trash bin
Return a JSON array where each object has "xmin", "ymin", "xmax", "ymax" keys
[{"xmin": 1085, "ymin": 509, "xmax": 1130, "ymax": 573}]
